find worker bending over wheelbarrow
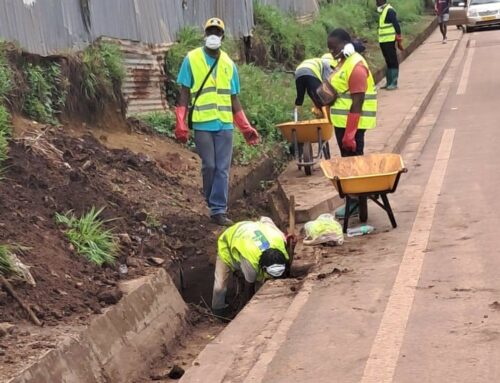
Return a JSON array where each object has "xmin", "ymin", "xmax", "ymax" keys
[
  {"xmin": 317, "ymin": 28, "xmax": 378, "ymax": 219},
  {"xmin": 212, "ymin": 217, "xmax": 292, "ymax": 317},
  {"xmin": 295, "ymin": 40, "xmax": 367, "ymax": 118}
]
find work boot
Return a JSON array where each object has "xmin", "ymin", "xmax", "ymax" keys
[
  {"xmin": 386, "ymin": 68, "xmax": 399, "ymax": 90},
  {"xmin": 335, "ymin": 202, "xmax": 359, "ymax": 220},
  {"xmin": 211, "ymin": 214, "xmax": 234, "ymax": 227},
  {"xmin": 380, "ymin": 69, "xmax": 391, "ymax": 89}
]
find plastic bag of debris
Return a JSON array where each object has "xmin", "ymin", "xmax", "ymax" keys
[{"xmin": 303, "ymin": 214, "xmax": 344, "ymax": 246}]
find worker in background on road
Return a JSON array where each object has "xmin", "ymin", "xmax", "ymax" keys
[
  {"xmin": 319, "ymin": 28, "xmax": 377, "ymax": 219},
  {"xmin": 175, "ymin": 18, "xmax": 259, "ymax": 227},
  {"xmin": 376, "ymin": 0, "xmax": 404, "ymax": 90},
  {"xmin": 435, "ymin": 0, "xmax": 451, "ymax": 43},
  {"xmin": 212, "ymin": 217, "xmax": 290, "ymax": 317}
]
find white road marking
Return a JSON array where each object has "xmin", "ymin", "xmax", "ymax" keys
[
  {"xmin": 243, "ymin": 278, "xmax": 315, "ymax": 383},
  {"xmin": 360, "ymin": 129, "xmax": 456, "ymax": 383},
  {"xmin": 457, "ymin": 39, "xmax": 476, "ymax": 95}
]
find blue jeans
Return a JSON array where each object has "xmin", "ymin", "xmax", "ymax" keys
[{"xmin": 194, "ymin": 129, "xmax": 233, "ymax": 216}]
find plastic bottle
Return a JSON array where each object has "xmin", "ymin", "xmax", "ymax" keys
[{"xmin": 347, "ymin": 225, "xmax": 375, "ymax": 237}]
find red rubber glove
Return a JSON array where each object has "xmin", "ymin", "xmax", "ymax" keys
[
  {"xmin": 175, "ymin": 106, "xmax": 189, "ymax": 144},
  {"xmin": 342, "ymin": 112, "xmax": 361, "ymax": 153},
  {"xmin": 396, "ymin": 35, "xmax": 404, "ymax": 51},
  {"xmin": 233, "ymin": 110, "xmax": 260, "ymax": 145}
]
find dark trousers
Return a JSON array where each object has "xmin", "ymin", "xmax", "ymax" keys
[
  {"xmin": 379, "ymin": 42, "xmax": 399, "ymax": 69},
  {"xmin": 295, "ymin": 75, "xmax": 323, "ymax": 108},
  {"xmin": 334, "ymin": 128, "xmax": 366, "ymax": 157}
]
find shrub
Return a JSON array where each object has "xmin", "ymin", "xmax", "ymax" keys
[
  {"xmin": 0, "ymin": 104, "xmax": 11, "ymax": 170},
  {"xmin": 55, "ymin": 207, "xmax": 118, "ymax": 266},
  {"xmin": 0, "ymin": 47, "xmax": 13, "ymax": 102},
  {"xmin": 81, "ymin": 41, "xmax": 125, "ymax": 104},
  {"xmin": 23, "ymin": 63, "xmax": 67, "ymax": 125}
]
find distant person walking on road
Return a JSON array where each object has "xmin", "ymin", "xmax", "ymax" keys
[
  {"xmin": 376, "ymin": 0, "xmax": 404, "ymax": 90},
  {"xmin": 319, "ymin": 29, "xmax": 377, "ymax": 219},
  {"xmin": 212, "ymin": 217, "xmax": 290, "ymax": 317},
  {"xmin": 435, "ymin": 0, "xmax": 451, "ymax": 43},
  {"xmin": 175, "ymin": 18, "xmax": 259, "ymax": 227}
]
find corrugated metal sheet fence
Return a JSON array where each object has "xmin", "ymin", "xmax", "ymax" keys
[{"xmin": 0, "ymin": 0, "xmax": 255, "ymax": 56}]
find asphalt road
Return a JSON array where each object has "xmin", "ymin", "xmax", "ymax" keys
[{"xmin": 261, "ymin": 28, "xmax": 500, "ymax": 383}]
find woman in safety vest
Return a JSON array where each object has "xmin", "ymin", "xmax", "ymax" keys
[
  {"xmin": 324, "ymin": 29, "xmax": 378, "ymax": 219},
  {"xmin": 175, "ymin": 18, "xmax": 259, "ymax": 227},
  {"xmin": 212, "ymin": 217, "xmax": 290, "ymax": 317}
]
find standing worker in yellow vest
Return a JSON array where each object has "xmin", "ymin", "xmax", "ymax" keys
[
  {"xmin": 323, "ymin": 29, "xmax": 377, "ymax": 219},
  {"xmin": 376, "ymin": 0, "xmax": 404, "ymax": 90},
  {"xmin": 175, "ymin": 18, "xmax": 259, "ymax": 226},
  {"xmin": 212, "ymin": 217, "xmax": 290, "ymax": 317}
]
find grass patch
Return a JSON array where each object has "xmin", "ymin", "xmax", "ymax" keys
[
  {"xmin": 0, "ymin": 47, "xmax": 13, "ymax": 102},
  {"xmin": 0, "ymin": 244, "xmax": 20, "ymax": 277},
  {"xmin": 23, "ymin": 62, "xmax": 67, "ymax": 125},
  {"xmin": 81, "ymin": 42, "xmax": 125, "ymax": 105},
  {"xmin": 55, "ymin": 207, "xmax": 118, "ymax": 266},
  {"xmin": 0, "ymin": 104, "xmax": 11, "ymax": 171}
]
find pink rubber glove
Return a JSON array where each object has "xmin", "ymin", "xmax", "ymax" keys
[
  {"xmin": 175, "ymin": 106, "xmax": 189, "ymax": 144},
  {"xmin": 233, "ymin": 110, "xmax": 260, "ymax": 145},
  {"xmin": 342, "ymin": 112, "xmax": 361, "ymax": 153}
]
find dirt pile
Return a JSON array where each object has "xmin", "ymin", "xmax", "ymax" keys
[{"xmin": 0, "ymin": 122, "xmax": 223, "ymax": 325}]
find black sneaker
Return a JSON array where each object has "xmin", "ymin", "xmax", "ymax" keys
[{"xmin": 211, "ymin": 214, "xmax": 234, "ymax": 227}]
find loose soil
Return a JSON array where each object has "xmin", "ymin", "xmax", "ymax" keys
[{"xmin": 0, "ymin": 112, "xmax": 277, "ymax": 381}]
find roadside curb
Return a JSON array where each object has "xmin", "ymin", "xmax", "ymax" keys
[
  {"xmin": 388, "ymin": 30, "xmax": 463, "ymax": 154},
  {"xmin": 9, "ymin": 269, "xmax": 187, "ymax": 383}
]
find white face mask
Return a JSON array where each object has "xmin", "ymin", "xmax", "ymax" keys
[
  {"xmin": 377, "ymin": 5, "xmax": 385, "ymax": 13},
  {"xmin": 265, "ymin": 264, "xmax": 286, "ymax": 278},
  {"xmin": 205, "ymin": 35, "xmax": 222, "ymax": 50}
]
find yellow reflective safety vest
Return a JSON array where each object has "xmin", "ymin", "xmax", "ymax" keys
[
  {"xmin": 296, "ymin": 57, "xmax": 338, "ymax": 81},
  {"xmin": 379, "ymin": 4, "xmax": 397, "ymax": 43},
  {"xmin": 187, "ymin": 47, "xmax": 234, "ymax": 123},
  {"xmin": 329, "ymin": 53, "xmax": 377, "ymax": 130},
  {"xmin": 296, "ymin": 58, "xmax": 323, "ymax": 80},
  {"xmin": 217, "ymin": 221, "xmax": 289, "ymax": 282}
]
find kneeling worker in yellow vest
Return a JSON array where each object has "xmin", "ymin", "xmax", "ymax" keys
[
  {"xmin": 212, "ymin": 217, "xmax": 290, "ymax": 317},
  {"xmin": 175, "ymin": 18, "xmax": 259, "ymax": 227},
  {"xmin": 325, "ymin": 29, "xmax": 377, "ymax": 219}
]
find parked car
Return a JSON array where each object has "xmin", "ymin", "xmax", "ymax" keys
[{"xmin": 449, "ymin": 0, "xmax": 500, "ymax": 33}]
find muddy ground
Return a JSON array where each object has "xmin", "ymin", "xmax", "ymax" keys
[{"xmin": 0, "ymin": 113, "xmax": 278, "ymax": 380}]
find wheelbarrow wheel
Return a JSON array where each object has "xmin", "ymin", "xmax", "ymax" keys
[
  {"xmin": 303, "ymin": 142, "xmax": 313, "ymax": 176},
  {"xmin": 359, "ymin": 196, "xmax": 368, "ymax": 223}
]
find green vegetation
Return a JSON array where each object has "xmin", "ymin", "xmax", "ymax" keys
[
  {"xmin": 23, "ymin": 63, "xmax": 67, "ymax": 125},
  {"xmin": 55, "ymin": 207, "xmax": 118, "ymax": 266},
  {"xmin": 0, "ymin": 47, "xmax": 13, "ymax": 102},
  {"xmin": 0, "ymin": 47, "xmax": 12, "ymax": 172},
  {"xmin": 0, "ymin": 104, "xmax": 11, "ymax": 171},
  {"xmin": 81, "ymin": 42, "xmax": 125, "ymax": 104},
  {"xmin": 0, "ymin": 244, "xmax": 19, "ymax": 277}
]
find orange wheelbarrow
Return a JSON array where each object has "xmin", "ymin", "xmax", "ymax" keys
[
  {"xmin": 320, "ymin": 153, "xmax": 408, "ymax": 233},
  {"xmin": 276, "ymin": 107, "xmax": 333, "ymax": 176}
]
